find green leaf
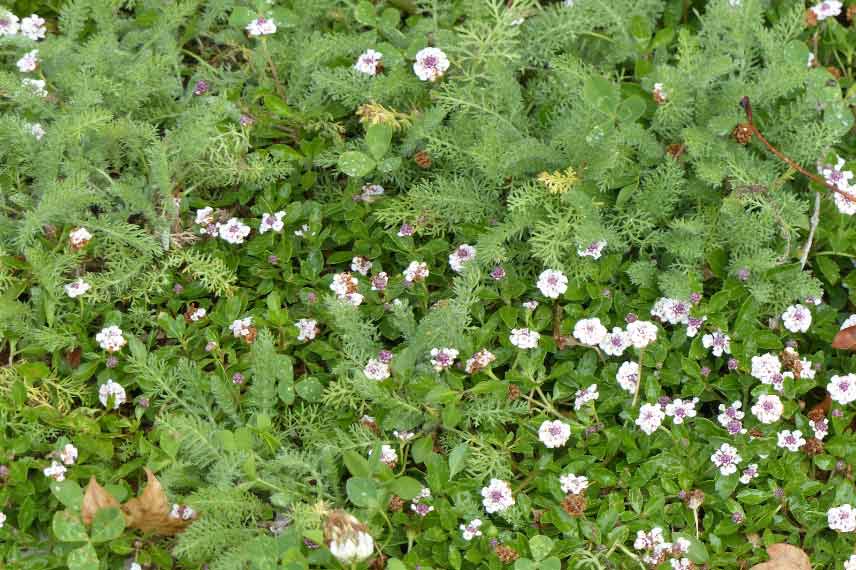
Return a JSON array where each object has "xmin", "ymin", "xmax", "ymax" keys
[
  {"xmin": 528, "ymin": 535, "xmax": 554, "ymax": 561},
  {"xmin": 52, "ymin": 511, "xmax": 88, "ymax": 542},
  {"xmin": 67, "ymin": 543, "xmax": 99, "ymax": 570},
  {"xmin": 338, "ymin": 151, "xmax": 375, "ymax": 177},
  {"xmin": 295, "ymin": 377, "xmax": 323, "ymax": 402},
  {"xmin": 343, "ymin": 450, "xmax": 372, "ymax": 477},
  {"xmin": 583, "ymin": 76, "xmax": 620, "ymax": 113},
  {"xmin": 388, "ymin": 476, "xmax": 422, "ymax": 500},
  {"xmin": 448, "ymin": 545, "xmax": 462, "ymax": 570},
  {"xmin": 90, "ymin": 507, "xmax": 125, "ymax": 543},
  {"xmin": 346, "ymin": 477, "xmax": 380, "ymax": 507},
  {"xmin": 366, "ymin": 123, "xmax": 393, "ymax": 161},
  {"xmin": 387, "ymin": 559, "xmax": 408, "ymax": 570},
  {"xmin": 51, "ymin": 479, "xmax": 84, "ymax": 511},
  {"xmin": 448, "ymin": 443, "xmax": 468, "ymax": 480},
  {"xmin": 411, "ymin": 437, "xmax": 433, "ymax": 464},
  {"xmin": 617, "ymin": 96, "xmax": 647, "ymax": 122}
]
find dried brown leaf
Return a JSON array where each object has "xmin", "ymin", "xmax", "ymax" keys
[
  {"xmin": 832, "ymin": 325, "xmax": 856, "ymax": 350},
  {"xmin": 750, "ymin": 544, "xmax": 811, "ymax": 570},
  {"xmin": 82, "ymin": 476, "xmax": 121, "ymax": 525},
  {"xmin": 121, "ymin": 468, "xmax": 193, "ymax": 536}
]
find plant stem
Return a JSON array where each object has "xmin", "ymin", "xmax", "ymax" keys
[
  {"xmin": 800, "ymin": 192, "xmax": 821, "ymax": 270},
  {"xmin": 631, "ymin": 348, "xmax": 645, "ymax": 408}
]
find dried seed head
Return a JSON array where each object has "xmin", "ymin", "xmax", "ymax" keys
[
  {"xmin": 805, "ymin": 8, "xmax": 818, "ymax": 27},
  {"xmin": 561, "ymin": 493, "xmax": 587, "ymax": 517},
  {"xmin": 826, "ymin": 66, "xmax": 842, "ymax": 79},
  {"xmin": 494, "ymin": 544, "xmax": 519, "ymax": 564},
  {"xmin": 507, "ymin": 384, "xmax": 521, "ymax": 401},
  {"xmin": 685, "ymin": 489, "xmax": 705, "ymax": 510},
  {"xmin": 387, "ymin": 495, "xmax": 405, "ymax": 513},
  {"xmin": 414, "ymin": 150, "xmax": 432, "ymax": 169},
  {"xmin": 666, "ymin": 143, "xmax": 685, "ymax": 159},
  {"xmin": 732, "ymin": 123, "xmax": 753, "ymax": 145},
  {"xmin": 803, "ymin": 437, "xmax": 824, "ymax": 456}
]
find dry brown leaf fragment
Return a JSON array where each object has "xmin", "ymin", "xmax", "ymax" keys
[
  {"xmin": 82, "ymin": 476, "xmax": 121, "ymax": 525},
  {"xmin": 749, "ymin": 543, "xmax": 811, "ymax": 570},
  {"xmin": 832, "ymin": 325, "xmax": 856, "ymax": 350}
]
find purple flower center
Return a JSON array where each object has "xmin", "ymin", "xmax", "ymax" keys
[
  {"xmin": 490, "ymin": 491, "xmax": 504, "ymax": 501},
  {"xmin": 422, "ymin": 55, "xmax": 438, "ymax": 69}
]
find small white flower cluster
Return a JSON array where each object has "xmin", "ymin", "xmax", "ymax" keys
[
  {"xmin": 665, "ymin": 398, "xmax": 698, "ymax": 425},
  {"xmin": 781, "ymin": 304, "xmax": 812, "ymax": 333},
  {"xmin": 636, "ymin": 403, "xmax": 665, "ymax": 435},
  {"xmin": 43, "ymin": 443, "xmax": 79, "ymax": 483},
  {"xmin": 538, "ymin": 420, "xmax": 570, "ymax": 448},
  {"xmin": 43, "ymin": 460, "xmax": 67, "ymax": 482},
  {"xmin": 21, "ymin": 77, "xmax": 46, "ymax": 97},
  {"xmin": 616, "ymin": 361, "xmax": 640, "ymax": 394},
  {"xmin": 776, "ymin": 429, "xmax": 805, "ymax": 452},
  {"xmin": 0, "ymin": 10, "xmax": 47, "ymax": 40},
  {"xmin": 651, "ymin": 297, "xmax": 692, "ymax": 326},
  {"xmin": 357, "ymin": 183, "xmax": 385, "ymax": 203},
  {"xmin": 99, "ymin": 379, "xmax": 126, "ymax": 410},
  {"xmin": 459, "ymin": 518, "xmax": 483, "ymax": 541},
  {"xmin": 230, "ymin": 317, "xmax": 254, "ymax": 339},
  {"xmin": 577, "ymin": 240, "xmax": 607, "ymax": 260},
  {"xmin": 330, "ymin": 272, "xmax": 364, "ymax": 306},
  {"xmin": 571, "ymin": 317, "xmax": 657, "ymax": 358},
  {"xmin": 559, "ymin": 473, "xmax": 588, "ymax": 495},
  {"xmin": 810, "ymin": 418, "xmax": 829, "ymax": 440},
  {"xmin": 96, "ymin": 326, "xmax": 126, "ymax": 352},
  {"xmin": 464, "ymin": 348, "xmax": 496, "ymax": 374},
  {"xmin": 403, "ymin": 261, "xmax": 429, "ymax": 283},
  {"xmin": 750, "ymin": 353, "xmax": 787, "ymax": 392},
  {"xmin": 751, "ymin": 394, "xmax": 783, "ymax": 424},
  {"xmin": 259, "ymin": 211, "xmax": 285, "ymax": 234},
  {"xmin": 429, "ymin": 347, "xmax": 458, "ymax": 371},
  {"xmin": 828, "ymin": 374, "xmax": 856, "ymax": 405},
  {"xmin": 818, "ymin": 155, "xmax": 856, "ymax": 215},
  {"xmin": 633, "ymin": 528, "xmax": 690, "ymax": 568},
  {"xmin": 739, "ymin": 463, "xmax": 758, "ymax": 485},
  {"xmin": 574, "ymin": 384, "xmax": 599, "ymax": 410},
  {"xmin": 363, "ymin": 358, "xmax": 390, "ymax": 381},
  {"xmin": 169, "ymin": 504, "xmax": 196, "ymax": 521},
  {"xmin": 246, "ymin": 16, "xmax": 276, "ymax": 36},
  {"xmin": 69, "ymin": 227, "xmax": 92, "ymax": 249},
  {"xmin": 410, "ymin": 487, "xmax": 434, "ymax": 517},
  {"xmin": 536, "ymin": 269, "xmax": 567, "ymax": 299},
  {"xmin": 481, "ymin": 478, "xmax": 514, "ymax": 514},
  {"xmin": 509, "ymin": 328, "xmax": 540, "ymax": 349},
  {"xmin": 828, "ymin": 503, "xmax": 856, "ymax": 533},
  {"xmin": 449, "ymin": 244, "xmax": 476, "ymax": 273},
  {"xmin": 368, "ymin": 444, "xmax": 398, "ymax": 468},
  {"xmin": 59, "ymin": 443, "xmax": 78, "ymax": 466},
  {"xmin": 573, "ymin": 318, "xmax": 607, "ymax": 346},
  {"xmin": 413, "ymin": 47, "xmax": 449, "ymax": 82},
  {"xmin": 354, "ymin": 49, "xmax": 383, "ymax": 76},
  {"xmin": 327, "ymin": 512, "xmax": 374, "ymax": 564},
  {"xmin": 194, "ymin": 208, "xmax": 252, "ymax": 244},
  {"xmin": 811, "ymin": 1, "xmax": 843, "ymax": 21},
  {"xmin": 65, "ymin": 278, "xmax": 91, "ymax": 298},
  {"xmin": 701, "ymin": 330, "xmax": 731, "ymax": 357},
  {"xmin": 295, "ymin": 318, "xmax": 318, "ymax": 342},
  {"xmin": 17, "ymin": 49, "xmax": 38, "ymax": 73},
  {"xmin": 0, "ymin": 511, "xmax": 5, "ymax": 528},
  {"xmin": 187, "ymin": 307, "xmax": 207, "ymax": 321},
  {"xmin": 351, "ymin": 256, "xmax": 372, "ymax": 276},
  {"xmin": 710, "ymin": 443, "xmax": 741, "ymax": 475},
  {"xmin": 717, "ymin": 401, "xmax": 746, "ymax": 436}
]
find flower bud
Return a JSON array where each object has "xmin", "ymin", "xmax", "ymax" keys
[{"xmin": 325, "ymin": 510, "xmax": 374, "ymax": 564}]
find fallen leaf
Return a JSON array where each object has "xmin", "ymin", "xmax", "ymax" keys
[
  {"xmin": 82, "ymin": 477, "xmax": 121, "ymax": 525},
  {"xmin": 832, "ymin": 325, "xmax": 856, "ymax": 350},
  {"xmin": 750, "ymin": 544, "xmax": 811, "ymax": 570},
  {"xmin": 122, "ymin": 468, "xmax": 194, "ymax": 535}
]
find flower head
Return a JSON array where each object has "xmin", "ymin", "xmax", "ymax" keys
[
  {"xmin": 325, "ymin": 511, "xmax": 374, "ymax": 564},
  {"xmin": 710, "ymin": 443, "xmax": 742, "ymax": 475},
  {"xmin": 626, "ymin": 320, "xmax": 658, "ymax": 349},
  {"xmin": 369, "ymin": 444, "xmax": 398, "ymax": 468},
  {"xmin": 577, "ymin": 240, "xmax": 607, "ymax": 260},
  {"xmin": 96, "ymin": 326, "xmax": 126, "ymax": 352},
  {"xmin": 430, "ymin": 347, "xmax": 459, "ymax": 371},
  {"xmin": 751, "ymin": 353, "xmax": 782, "ymax": 384},
  {"xmin": 811, "ymin": 1, "xmax": 843, "ymax": 21},
  {"xmin": 599, "ymin": 327, "xmax": 630, "ymax": 356},
  {"xmin": 0, "ymin": 11, "xmax": 20, "ymax": 36},
  {"xmin": 449, "ymin": 244, "xmax": 477, "ymax": 273},
  {"xmin": 782, "ymin": 304, "xmax": 812, "ymax": 333},
  {"xmin": 21, "ymin": 78, "xmax": 46, "ymax": 96},
  {"xmin": 65, "ymin": 279, "xmax": 91, "ymax": 298},
  {"xmin": 559, "ymin": 474, "xmax": 589, "ymax": 495},
  {"xmin": 828, "ymin": 374, "xmax": 856, "ymax": 405},
  {"xmin": 44, "ymin": 460, "xmax": 67, "ymax": 482},
  {"xmin": 460, "ymin": 518, "xmax": 483, "ymax": 541},
  {"xmin": 259, "ymin": 211, "xmax": 285, "ymax": 234},
  {"xmin": 616, "ymin": 361, "xmax": 640, "ymax": 394},
  {"xmin": 465, "ymin": 349, "xmax": 496, "ymax": 374},
  {"xmin": 665, "ymin": 398, "xmax": 698, "ymax": 424},
  {"xmin": 354, "ymin": 49, "xmax": 383, "ymax": 76},
  {"xmin": 230, "ymin": 317, "xmax": 254, "ymax": 339},
  {"xmin": 828, "ymin": 504, "xmax": 856, "ymax": 532},
  {"xmin": 574, "ymin": 384, "xmax": 599, "ymax": 410},
  {"xmin": 363, "ymin": 358, "xmax": 390, "ymax": 381},
  {"xmin": 536, "ymin": 269, "xmax": 568, "ymax": 299},
  {"xmin": 751, "ymin": 394, "xmax": 784, "ymax": 424},
  {"xmin": 403, "ymin": 261, "xmax": 429, "ymax": 283},
  {"xmin": 20, "ymin": 14, "xmax": 46, "ymax": 40},
  {"xmin": 295, "ymin": 319, "xmax": 318, "ymax": 342},
  {"xmin": 218, "ymin": 218, "xmax": 251, "ymax": 244},
  {"xmin": 573, "ymin": 318, "xmax": 607, "ymax": 346},
  {"xmin": 509, "ymin": 328, "xmax": 540, "ymax": 349},
  {"xmin": 636, "ymin": 403, "xmax": 665, "ymax": 435},
  {"xmin": 777, "ymin": 430, "xmax": 806, "ymax": 452},
  {"xmin": 481, "ymin": 479, "xmax": 514, "ymax": 513},
  {"xmin": 16, "ymin": 49, "xmax": 38, "ymax": 72},
  {"xmin": 702, "ymin": 330, "xmax": 731, "ymax": 357},
  {"xmin": 69, "ymin": 227, "xmax": 92, "ymax": 249},
  {"xmin": 413, "ymin": 47, "xmax": 449, "ymax": 82},
  {"xmin": 246, "ymin": 16, "xmax": 276, "ymax": 36},
  {"xmin": 59, "ymin": 443, "xmax": 78, "ymax": 466},
  {"xmin": 739, "ymin": 463, "xmax": 758, "ymax": 484},
  {"xmin": 538, "ymin": 420, "xmax": 571, "ymax": 448},
  {"xmin": 98, "ymin": 379, "xmax": 126, "ymax": 409}
]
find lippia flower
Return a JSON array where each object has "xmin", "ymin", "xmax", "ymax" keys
[
  {"xmin": 650, "ymin": 298, "xmax": 690, "ymax": 325},
  {"xmin": 230, "ymin": 317, "xmax": 254, "ymax": 339},
  {"xmin": 781, "ymin": 304, "xmax": 811, "ymax": 333},
  {"xmin": 573, "ymin": 318, "xmax": 607, "ymax": 346},
  {"xmin": 522, "ymin": 300, "xmax": 539, "ymax": 311},
  {"xmin": 21, "ymin": 78, "xmax": 46, "ymax": 96},
  {"xmin": 449, "ymin": 244, "xmax": 476, "ymax": 273},
  {"xmin": 59, "ymin": 443, "xmax": 78, "ymax": 466},
  {"xmin": 459, "ymin": 518, "xmax": 483, "ymax": 541},
  {"xmin": 577, "ymin": 240, "xmax": 606, "ymax": 260},
  {"xmin": 295, "ymin": 319, "xmax": 319, "ymax": 342},
  {"xmin": 717, "ymin": 401, "xmax": 745, "ymax": 435},
  {"xmin": 828, "ymin": 504, "xmax": 856, "ymax": 532},
  {"xmin": 397, "ymin": 223, "xmax": 414, "ymax": 237},
  {"xmin": 599, "ymin": 327, "xmax": 630, "ymax": 356},
  {"xmin": 393, "ymin": 430, "xmax": 415, "ymax": 442},
  {"xmin": 354, "ymin": 49, "xmax": 383, "ymax": 76},
  {"xmin": 187, "ymin": 307, "xmax": 207, "ymax": 321},
  {"xmin": 481, "ymin": 478, "xmax": 514, "ymax": 514},
  {"xmin": 739, "ymin": 463, "xmax": 758, "ymax": 484},
  {"xmin": 652, "ymin": 82, "xmax": 667, "ymax": 104},
  {"xmin": 350, "ymin": 256, "xmax": 372, "ymax": 276},
  {"xmin": 363, "ymin": 358, "xmax": 390, "ymax": 381},
  {"xmin": 368, "ymin": 444, "xmax": 398, "ymax": 468},
  {"xmin": 626, "ymin": 320, "xmax": 657, "ymax": 349},
  {"xmin": 98, "ymin": 379, "xmax": 126, "ymax": 409},
  {"xmin": 0, "ymin": 10, "xmax": 19, "ymax": 36},
  {"xmin": 538, "ymin": 420, "xmax": 571, "ymax": 448},
  {"xmin": 413, "ymin": 47, "xmax": 449, "ymax": 82},
  {"xmin": 843, "ymin": 314, "xmax": 856, "ymax": 329},
  {"xmin": 64, "ymin": 279, "xmax": 91, "ymax": 298},
  {"xmin": 96, "ymin": 326, "xmax": 126, "ymax": 352},
  {"xmin": 27, "ymin": 122, "xmax": 45, "ymax": 140},
  {"xmin": 169, "ymin": 504, "xmax": 196, "ymax": 521},
  {"xmin": 559, "ymin": 474, "xmax": 588, "ymax": 495},
  {"xmin": 20, "ymin": 14, "xmax": 46, "ymax": 40},
  {"xmin": 633, "ymin": 527, "xmax": 664, "ymax": 551},
  {"xmin": 259, "ymin": 211, "xmax": 285, "ymax": 234},
  {"xmin": 370, "ymin": 272, "xmax": 388, "ymax": 291},
  {"xmin": 811, "ymin": 1, "xmax": 843, "ymax": 21},
  {"xmin": 702, "ymin": 330, "xmax": 730, "ymax": 357},
  {"xmin": 43, "ymin": 460, "xmax": 67, "ymax": 482},
  {"xmin": 636, "ymin": 403, "xmax": 665, "ymax": 435},
  {"xmin": 246, "ymin": 16, "xmax": 276, "ymax": 36},
  {"xmin": 465, "ymin": 349, "xmax": 496, "ymax": 374},
  {"xmin": 218, "ymin": 218, "xmax": 251, "ymax": 244},
  {"xmin": 69, "ymin": 227, "xmax": 93, "ymax": 249},
  {"xmin": 509, "ymin": 328, "xmax": 540, "ymax": 349},
  {"xmin": 810, "ymin": 418, "xmax": 829, "ymax": 440},
  {"xmin": 665, "ymin": 398, "xmax": 698, "ymax": 424},
  {"xmin": 0, "ymin": 511, "xmax": 5, "ymax": 528},
  {"xmin": 751, "ymin": 353, "xmax": 782, "ymax": 384},
  {"xmin": 777, "ymin": 430, "xmax": 806, "ymax": 452},
  {"xmin": 710, "ymin": 443, "xmax": 741, "ymax": 476},
  {"xmin": 325, "ymin": 511, "xmax": 374, "ymax": 564},
  {"xmin": 828, "ymin": 374, "xmax": 856, "ymax": 405},
  {"xmin": 751, "ymin": 394, "xmax": 784, "ymax": 424},
  {"xmin": 403, "ymin": 261, "xmax": 429, "ymax": 283},
  {"xmin": 685, "ymin": 316, "xmax": 707, "ymax": 338},
  {"xmin": 430, "ymin": 347, "xmax": 459, "ymax": 371},
  {"xmin": 574, "ymin": 384, "xmax": 599, "ymax": 410},
  {"xmin": 847, "ymin": 555, "xmax": 856, "ymax": 570},
  {"xmin": 616, "ymin": 361, "xmax": 640, "ymax": 394},
  {"xmin": 16, "ymin": 49, "xmax": 38, "ymax": 72},
  {"xmin": 536, "ymin": 269, "xmax": 568, "ymax": 299},
  {"xmin": 834, "ymin": 185, "xmax": 856, "ymax": 216},
  {"xmin": 330, "ymin": 272, "xmax": 359, "ymax": 297},
  {"xmin": 358, "ymin": 183, "xmax": 385, "ymax": 202}
]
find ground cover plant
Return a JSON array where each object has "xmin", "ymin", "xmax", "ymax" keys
[{"xmin": 2, "ymin": 0, "xmax": 856, "ymax": 568}]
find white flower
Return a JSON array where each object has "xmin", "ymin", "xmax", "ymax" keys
[
  {"xmin": 64, "ymin": 279, "xmax": 91, "ymax": 298},
  {"xmin": 577, "ymin": 240, "xmax": 607, "ymax": 259},
  {"xmin": 807, "ymin": 52, "xmax": 816, "ymax": 67},
  {"xmin": 810, "ymin": 418, "xmax": 829, "ymax": 440},
  {"xmin": 449, "ymin": 244, "xmax": 476, "ymax": 273},
  {"xmin": 393, "ymin": 430, "xmax": 415, "ymax": 442},
  {"xmin": 481, "ymin": 478, "xmax": 514, "ymax": 514},
  {"xmin": 21, "ymin": 78, "xmax": 46, "ymax": 96},
  {"xmin": 218, "ymin": 218, "xmax": 251, "ymax": 244},
  {"xmin": 536, "ymin": 269, "xmax": 568, "ymax": 299},
  {"xmin": 573, "ymin": 318, "xmax": 607, "ymax": 346},
  {"xmin": 359, "ymin": 183, "xmax": 385, "ymax": 202},
  {"xmin": 27, "ymin": 122, "xmax": 45, "ymax": 140},
  {"xmin": 782, "ymin": 304, "xmax": 812, "ymax": 333},
  {"xmin": 834, "ymin": 184, "xmax": 856, "ymax": 216},
  {"xmin": 130, "ymin": 563, "xmax": 142, "ymax": 570},
  {"xmin": 169, "ymin": 504, "xmax": 196, "ymax": 520},
  {"xmin": 599, "ymin": 327, "xmax": 630, "ymax": 356},
  {"xmin": 665, "ymin": 398, "xmax": 698, "ymax": 424},
  {"xmin": 69, "ymin": 227, "xmax": 92, "ymax": 248},
  {"xmin": 710, "ymin": 443, "xmax": 741, "ymax": 476},
  {"xmin": 195, "ymin": 206, "xmax": 214, "ymax": 225},
  {"xmin": 460, "ymin": 518, "xmax": 483, "ymax": 541},
  {"xmin": 230, "ymin": 317, "xmax": 253, "ymax": 338},
  {"xmin": 522, "ymin": 300, "xmax": 539, "ymax": 311},
  {"xmin": 777, "ymin": 430, "xmax": 806, "ymax": 452},
  {"xmin": 95, "ymin": 326, "xmax": 126, "ymax": 352},
  {"xmin": 43, "ymin": 460, "xmax": 67, "ymax": 482},
  {"xmin": 509, "ymin": 328, "xmax": 540, "ymax": 349},
  {"xmin": 717, "ymin": 401, "xmax": 744, "ymax": 427},
  {"xmin": 828, "ymin": 504, "xmax": 856, "ymax": 532},
  {"xmin": 351, "ymin": 256, "xmax": 373, "ymax": 276},
  {"xmin": 413, "ymin": 47, "xmax": 449, "ymax": 82},
  {"xmin": 259, "ymin": 211, "xmax": 285, "ymax": 234},
  {"xmin": 294, "ymin": 224, "xmax": 313, "ymax": 237},
  {"xmin": 811, "ymin": 1, "xmax": 843, "ymax": 21},
  {"xmin": 0, "ymin": 511, "xmax": 5, "ymax": 528},
  {"xmin": 188, "ymin": 307, "xmax": 206, "ymax": 321},
  {"xmin": 538, "ymin": 420, "xmax": 571, "ymax": 448},
  {"xmin": 797, "ymin": 359, "xmax": 816, "ymax": 380},
  {"xmin": 739, "ymin": 463, "xmax": 758, "ymax": 484},
  {"xmin": 751, "ymin": 353, "xmax": 782, "ymax": 384},
  {"xmin": 653, "ymin": 82, "xmax": 667, "ymax": 102},
  {"xmin": 0, "ymin": 11, "xmax": 20, "ymax": 36},
  {"xmin": 842, "ymin": 314, "xmax": 856, "ymax": 330},
  {"xmin": 845, "ymin": 554, "xmax": 856, "ymax": 570},
  {"xmin": 430, "ymin": 347, "xmax": 459, "ymax": 371},
  {"xmin": 650, "ymin": 298, "xmax": 690, "ymax": 325},
  {"xmin": 634, "ymin": 527, "xmax": 664, "ymax": 551},
  {"xmin": 20, "ymin": 14, "xmax": 46, "ymax": 40},
  {"xmin": 329, "ymin": 528, "xmax": 374, "ymax": 564},
  {"xmin": 636, "ymin": 403, "xmax": 665, "ymax": 435},
  {"xmin": 98, "ymin": 379, "xmax": 126, "ymax": 409},
  {"xmin": 246, "ymin": 16, "xmax": 276, "ymax": 36},
  {"xmin": 330, "ymin": 272, "xmax": 359, "ymax": 297},
  {"xmin": 616, "ymin": 361, "xmax": 640, "ymax": 394},
  {"xmin": 354, "ymin": 49, "xmax": 383, "ymax": 76},
  {"xmin": 829, "ymin": 374, "xmax": 856, "ymax": 405},
  {"xmin": 295, "ymin": 319, "xmax": 318, "ymax": 342},
  {"xmin": 465, "ymin": 349, "xmax": 496, "ymax": 374},
  {"xmin": 363, "ymin": 358, "xmax": 390, "ymax": 381},
  {"xmin": 626, "ymin": 320, "xmax": 658, "ymax": 349},
  {"xmin": 574, "ymin": 384, "xmax": 599, "ymax": 410},
  {"xmin": 686, "ymin": 316, "xmax": 707, "ymax": 338},
  {"xmin": 702, "ymin": 330, "xmax": 731, "ymax": 357},
  {"xmin": 368, "ymin": 444, "xmax": 398, "ymax": 468},
  {"xmin": 671, "ymin": 558, "xmax": 691, "ymax": 570},
  {"xmin": 16, "ymin": 49, "xmax": 38, "ymax": 72},
  {"xmin": 59, "ymin": 443, "xmax": 78, "ymax": 465},
  {"xmin": 751, "ymin": 394, "xmax": 784, "ymax": 424},
  {"xmin": 403, "ymin": 261, "xmax": 429, "ymax": 283},
  {"xmin": 559, "ymin": 474, "xmax": 589, "ymax": 495}
]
